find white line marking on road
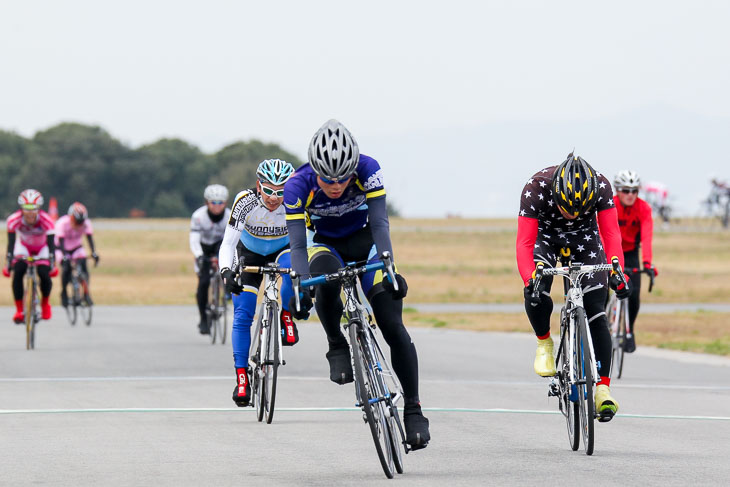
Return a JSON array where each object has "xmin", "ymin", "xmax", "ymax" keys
[{"xmin": 0, "ymin": 407, "xmax": 728, "ymax": 421}]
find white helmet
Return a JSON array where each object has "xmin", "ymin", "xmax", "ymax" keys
[
  {"xmin": 614, "ymin": 170, "xmax": 641, "ymax": 190},
  {"xmin": 204, "ymin": 184, "xmax": 229, "ymax": 202},
  {"xmin": 307, "ymin": 119, "xmax": 359, "ymax": 181}
]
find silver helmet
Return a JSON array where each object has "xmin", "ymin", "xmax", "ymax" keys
[
  {"xmin": 614, "ymin": 170, "xmax": 641, "ymax": 190},
  {"xmin": 307, "ymin": 119, "xmax": 359, "ymax": 181},
  {"xmin": 203, "ymin": 184, "xmax": 229, "ymax": 202}
]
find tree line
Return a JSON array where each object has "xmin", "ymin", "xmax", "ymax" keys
[{"xmin": 0, "ymin": 123, "xmax": 303, "ymax": 218}]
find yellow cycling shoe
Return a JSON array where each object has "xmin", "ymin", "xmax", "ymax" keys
[
  {"xmin": 534, "ymin": 336, "xmax": 556, "ymax": 377},
  {"xmin": 595, "ymin": 384, "xmax": 619, "ymax": 422}
]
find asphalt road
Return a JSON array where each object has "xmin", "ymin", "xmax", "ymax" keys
[{"xmin": 1, "ymin": 305, "xmax": 729, "ymax": 486}]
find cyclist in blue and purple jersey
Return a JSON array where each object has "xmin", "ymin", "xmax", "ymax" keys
[{"xmin": 284, "ymin": 119, "xmax": 430, "ymax": 450}]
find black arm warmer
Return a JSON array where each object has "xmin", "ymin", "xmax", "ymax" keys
[
  {"xmin": 86, "ymin": 234, "xmax": 96, "ymax": 254},
  {"xmin": 286, "ymin": 218, "xmax": 310, "ymax": 278},
  {"xmin": 46, "ymin": 234, "xmax": 55, "ymax": 254},
  {"xmin": 367, "ymin": 196, "xmax": 394, "ymax": 260},
  {"xmin": 6, "ymin": 232, "xmax": 15, "ymax": 256}
]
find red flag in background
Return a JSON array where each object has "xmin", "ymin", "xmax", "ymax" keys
[{"xmin": 48, "ymin": 197, "xmax": 59, "ymax": 222}]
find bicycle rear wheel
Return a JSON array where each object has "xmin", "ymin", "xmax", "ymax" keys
[
  {"xmin": 558, "ymin": 323, "xmax": 579, "ymax": 451},
  {"xmin": 575, "ymin": 309, "xmax": 595, "ymax": 455},
  {"xmin": 263, "ymin": 303, "xmax": 280, "ymax": 424},
  {"xmin": 349, "ymin": 320, "xmax": 394, "ymax": 479}
]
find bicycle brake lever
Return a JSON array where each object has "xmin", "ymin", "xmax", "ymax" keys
[
  {"xmin": 381, "ymin": 251, "xmax": 398, "ymax": 292},
  {"xmin": 290, "ymin": 271, "xmax": 301, "ymax": 312}
]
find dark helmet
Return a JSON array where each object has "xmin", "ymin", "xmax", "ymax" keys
[{"xmin": 551, "ymin": 152, "xmax": 599, "ymax": 218}]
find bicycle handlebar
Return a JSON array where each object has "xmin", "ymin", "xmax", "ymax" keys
[
  {"xmin": 240, "ymin": 265, "xmax": 293, "ymax": 275},
  {"xmin": 624, "ymin": 267, "xmax": 656, "ymax": 293},
  {"xmin": 291, "ymin": 251, "xmax": 397, "ymax": 313},
  {"xmin": 531, "ymin": 257, "xmax": 624, "ymax": 301}
]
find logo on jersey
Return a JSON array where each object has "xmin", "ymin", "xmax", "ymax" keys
[
  {"xmin": 364, "ymin": 169, "xmax": 384, "ymax": 191},
  {"xmin": 284, "ymin": 198, "xmax": 302, "ymax": 210}
]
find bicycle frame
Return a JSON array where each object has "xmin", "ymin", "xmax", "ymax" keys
[{"xmin": 243, "ymin": 263, "xmax": 289, "ymax": 369}]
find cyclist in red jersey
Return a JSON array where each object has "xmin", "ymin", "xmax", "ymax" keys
[{"xmin": 613, "ymin": 170, "xmax": 657, "ymax": 353}]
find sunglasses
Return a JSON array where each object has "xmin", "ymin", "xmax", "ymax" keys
[
  {"xmin": 208, "ymin": 200, "xmax": 226, "ymax": 205},
  {"xmin": 319, "ymin": 175, "xmax": 351, "ymax": 185},
  {"xmin": 260, "ymin": 184, "xmax": 284, "ymax": 198},
  {"xmin": 619, "ymin": 189, "xmax": 638, "ymax": 194}
]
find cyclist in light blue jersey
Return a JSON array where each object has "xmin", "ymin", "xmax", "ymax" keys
[{"xmin": 219, "ymin": 159, "xmax": 296, "ymax": 407}]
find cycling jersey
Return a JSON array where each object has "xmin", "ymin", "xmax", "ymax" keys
[
  {"xmin": 218, "ymin": 189, "xmax": 288, "ymax": 270},
  {"xmin": 516, "ymin": 166, "xmax": 624, "ymax": 286},
  {"xmin": 614, "ymin": 196, "xmax": 653, "ymax": 263},
  {"xmin": 189, "ymin": 206, "xmax": 231, "ymax": 258},
  {"xmin": 284, "ymin": 156, "xmax": 393, "ymax": 278},
  {"xmin": 283, "ymin": 157, "xmax": 385, "ymax": 238},
  {"xmin": 7, "ymin": 210, "xmax": 55, "ymax": 254}
]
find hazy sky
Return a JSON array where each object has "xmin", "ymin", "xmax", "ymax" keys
[{"xmin": 2, "ymin": 1, "xmax": 729, "ymax": 216}]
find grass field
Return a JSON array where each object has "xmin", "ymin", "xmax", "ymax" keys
[{"xmin": 1, "ymin": 217, "xmax": 728, "ymax": 355}]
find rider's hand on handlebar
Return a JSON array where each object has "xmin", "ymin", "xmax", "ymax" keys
[
  {"xmin": 609, "ymin": 272, "xmax": 631, "ymax": 299},
  {"xmin": 643, "ymin": 261, "xmax": 657, "ymax": 277},
  {"xmin": 221, "ymin": 268, "xmax": 243, "ymax": 295},
  {"xmin": 289, "ymin": 289, "xmax": 313, "ymax": 320},
  {"xmin": 524, "ymin": 278, "xmax": 547, "ymax": 306},
  {"xmin": 62, "ymin": 253, "xmax": 71, "ymax": 263},
  {"xmin": 92, "ymin": 252, "xmax": 99, "ymax": 267},
  {"xmin": 383, "ymin": 273, "xmax": 408, "ymax": 300}
]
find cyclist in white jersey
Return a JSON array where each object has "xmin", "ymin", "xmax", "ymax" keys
[
  {"xmin": 190, "ymin": 184, "xmax": 230, "ymax": 335},
  {"xmin": 218, "ymin": 159, "xmax": 297, "ymax": 407}
]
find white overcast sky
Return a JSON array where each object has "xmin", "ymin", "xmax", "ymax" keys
[{"xmin": 2, "ymin": 1, "xmax": 729, "ymax": 217}]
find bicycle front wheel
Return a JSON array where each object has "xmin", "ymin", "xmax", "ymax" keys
[
  {"xmin": 558, "ymin": 323, "xmax": 579, "ymax": 451},
  {"xmin": 252, "ymin": 312, "xmax": 266, "ymax": 422},
  {"xmin": 615, "ymin": 301, "xmax": 626, "ymax": 379},
  {"xmin": 349, "ymin": 320, "xmax": 394, "ymax": 479},
  {"xmin": 575, "ymin": 308, "xmax": 595, "ymax": 456},
  {"xmin": 25, "ymin": 279, "xmax": 37, "ymax": 350},
  {"xmin": 80, "ymin": 278, "xmax": 92, "ymax": 326},
  {"xmin": 209, "ymin": 279, "xmax": 220, "ymax": 345},
  {"xmin": 218, "ymin": 276, "xmax": 228, "ymax": 345},
  {"xmin": 263, "ymin": 303, "xmax": 280, "ymax": 424}
]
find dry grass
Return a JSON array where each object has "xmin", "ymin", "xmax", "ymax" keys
[
  {"xmin": 403, "ymin": 311, "xmax": 730, "ymax": 356},
  {"xmin": 0, "ymin": 217, "xmax": 728, "ymax": 306}
]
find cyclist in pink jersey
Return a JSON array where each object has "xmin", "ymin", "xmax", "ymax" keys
[
  {"xmin": 3, "ymin": 189, "xmax": 58, "ymax": 322},
  {"xmin": 55, "ymin": 202, "xmax": 99, "ymax": 307}
]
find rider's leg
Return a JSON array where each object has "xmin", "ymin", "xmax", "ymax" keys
[
  {"xmin": 60, "ymin": 259, "xmax": 72, "ymax": 307},
  {"xmin": 231, "ymin": 287, "xmax": 258, "ymax": 406},
  {"xmin": 584, "ymin": 285, "xmax": 619, "ymax": 421},
  {"xmin": 524, "ymin": 275, "xmax": 556, "ymax": 376},
  {"xmin": 37, "ymin": 264, "xmax": 53, "ymax": 320},
  {"xmin": 11, "ymin": 260, "xmax": 27, "ymax": 322},
  {"xmin": 196, "ymin": 257, "xmax": 212, "ymax": 333},
  {"xmin": 275, "ymin": 249, "xmax": 298, "ymax": 345}
]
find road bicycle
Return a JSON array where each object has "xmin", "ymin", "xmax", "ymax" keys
[
  {"xmin": 64, "ymin": 256, "xmax": 94, "ymax": 326},
  {"xmin": 17, "ymin": 256, "xmax": 42, "ymax": 350},
  {"xmin": 293, "ymin": 251, "xmax": 408, "ymax": 479},
  {"xmin": 206, "ymin": 257, "xmax": 228, "ymax": 345},
  {"xmin": 606, "ymin": 266, "xmax": 655, "ymax": 379},
  {"xmin": 241, "ymin": 262, "xmax": 291, "ymax": 424},
  {"xmin": 533, "ymin": 257, "xmax": 625, "ymax": 456}
]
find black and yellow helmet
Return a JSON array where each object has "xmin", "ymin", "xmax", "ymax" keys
[{"xmin": 551, "ymin": 152, "xmax": 599, "ymax": 218}]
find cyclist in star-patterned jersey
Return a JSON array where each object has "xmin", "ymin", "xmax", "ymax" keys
[
  {"xmin": 613, "ymin": 170, "xmax": 656, "ymax": 353},
  {"xmin": 515, "ymin": 153, "xmax": 630, "ymax": 422}
]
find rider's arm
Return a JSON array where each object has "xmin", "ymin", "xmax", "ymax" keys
[
  {"xmin": 287, "ymin": 217, "xmax": 310, "ymax": 278},
  {"xmin": 189, "ymin": 221, "xmax": 204, "ymax": 259},
  {"xmin": 46, "ymin": 233, "xmax": 55, "ymax": 255},
  {"xmin": 58, "ymin": 237, "xmax": 66, "ymax": 253},
  {"xmin": 86, "ymin": 234, "xmax": 97, "ymax": 255},
  {"xmin": 597, "ymin": 208, "xmax": 625, "ymax": 269},
  {"xmin": 367, "ymin": 196, "xmax": 395, "ymax": 260},
  {"xmin": 6, "ymin": 231, "xmax": 15, "ymax": 257},
  {"xmin": 218, "ymin": 223, "xmax": 242, "ymax": 271},
  {"xmin": 639, "ymin": 200, "xmax": 653, "ymax": 265},
  {"xmin": 516, "ymin": 216, "xmax": 539, "ymax": 286}
]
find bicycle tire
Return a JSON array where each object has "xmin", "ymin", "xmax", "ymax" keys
[
  {"xmin": 349, "ymin": 319, "xmax": 394, "ymax": 479},
  {"xmin": 209, "ymin": 278, "xmax": 220, "ymax": 345},
  {"xmin": 264, "ymin": 303, "xmax": 280, "ymax": 424},
  {"xmin": 80, "ymin": 276, "xmax": 92, "ymax": 326},
  {"xmin": 368, "ymin": 327, "xmax": 404, "ymax": 474},
  {"xmin": 575, "ymin": 308, "xmax": 595, "ymax": 456},
  {"xmin": 65, "ymin": 287, "xmax": 78, "ymax": 326},
  {"xmin": 219, "ymin": 275, "xmax": 228, "ymax": 345},
  {"xmin": 615, "ymin": 302, "xmax": 626, "ymax": 379},
  {"xmin": 558, "ymin": 321, "xmax": 579, "ymax": 451},
  {"xmin": 607, "ymin": 294, "xmax": 620, "ymax": 378},
  {"xmin": 252, "ymin": 312, "xmax": 265, "ymax": 422}
]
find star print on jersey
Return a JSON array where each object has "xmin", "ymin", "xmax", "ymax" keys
[
  {"xmin": 524, "ymin": 190, "xmax": 532, "ymax": 198},
  {"xmin": 577, "ymin": 244, "xmax": 585, "ymax": 252},
  {"xmin": 589, "ymin": 251, "xmax": 597, "ymax": 258}
]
